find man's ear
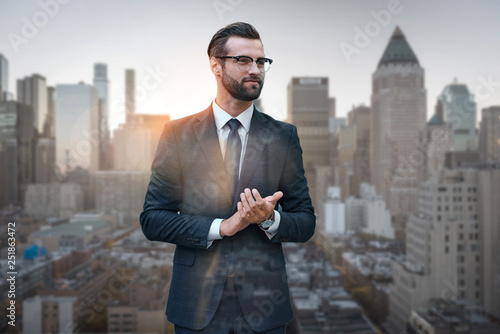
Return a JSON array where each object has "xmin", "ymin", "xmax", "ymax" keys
[{"xmin": 210, "ymin": 57, "xmax": 221, "ymax": 76}]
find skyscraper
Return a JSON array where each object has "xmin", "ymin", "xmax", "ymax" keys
[
  {"xmin": 55, "ymin": 83, "xmax": 99, "ymax": 173},
  {"xmin": 44, "ymin": 86, "xmax": 56, "ymax": 138},
  {"xmin": 0, "ymin": 101, "xmax": 34, "ymax": 208},
  {"xmin": 0, "ymin": 54, "xmax": 8, "ymax": 101},
  {"xmin": 125, "ymin": 69, "xmax": 135, "ymax": 119},
  {"xmin": 287, "ymin": 77, "xmax": 331, "ymax": 207},
  {"xmin": 479, "ymin": 106, "xmax": 500, "ymax": 165},
  {"xmin": 350, "ymin": 105, "xmax": 371, "ymax": 198},
  {"xmin": 17, "ymin": 74, "xmax": 48, "ymax": 135},
  {"xmin": 370, "ymin": 27, "xmax": 427, "ymax": 219},
  {"xmin": 416, "ymin": 100, "xmax": 453, "ymax": 185},
  {"xmin": 439, "ymin": 81, "xmax": 477, "ymax": 152},
  {"xmin": 93, "ymin": 63, "xmax": 111, "ymax": 170}
]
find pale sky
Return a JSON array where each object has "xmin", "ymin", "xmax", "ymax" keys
[{"xmin": 1, "ymin": 0, "xmax": 500, "ymax": 132}]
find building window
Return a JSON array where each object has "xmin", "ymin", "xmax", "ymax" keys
[{"xmin": 445, "ymin": 246, "xmax": 449, "ymax": 253}]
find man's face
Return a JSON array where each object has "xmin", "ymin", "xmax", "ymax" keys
[{"xmin": 219, "ymin": 37, "xmax": 265, "ymax": 101}]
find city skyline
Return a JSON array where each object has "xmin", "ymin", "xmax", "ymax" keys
[{"xmin": 1, "ymin": 0, "xmax": 500, "ymax": 132}]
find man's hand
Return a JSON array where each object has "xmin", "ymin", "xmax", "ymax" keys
[
  {"xmin": 239, "ymin": 188, "xmax": 282, "ymax": 225},
  {"xmin": 219, "ymin": 188, "xmax": 283, "ymax": 237},
  {"xmin": 219, "ymin": 210, "xmax": 248, "ymax": 237}
]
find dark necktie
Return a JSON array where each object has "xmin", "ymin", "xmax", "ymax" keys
[{"xmin": 224, "ymin": 119, "xmax": 242, "ymax": 198}]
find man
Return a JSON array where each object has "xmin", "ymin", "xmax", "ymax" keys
[{"xmin": 140, "ymin": 22, "xmax": 315, "ymax": 333}]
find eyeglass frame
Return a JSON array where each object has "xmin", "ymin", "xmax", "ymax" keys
[{"xmin": 215, "ymin": 56, "xmax": 273, "ymax": 72}]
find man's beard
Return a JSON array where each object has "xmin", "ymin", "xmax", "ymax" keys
[{"xmin": 221, "ymin": 71, "xmax": 264, "ymax": 101}]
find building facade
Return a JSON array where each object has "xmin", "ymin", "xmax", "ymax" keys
[
  {"xmin": 479, "ymin": 106, "xmax": 500, "ymax": 165},
  {"xmin": 125, "ymin": 69, "xmax": 135, "ymax": 119},
  {"xmin": 439, "ymin": 82, "xmax": 477, "ymax": 152},
  {"xmin": 17, "ymin": 74, "xmax": 48, "ymax": 135},
  {"xmin": 93, "ymin": 63, "xmax": 111, "ymax": 170},
  {"xmin": 370, "ymin": 27, "xmax": 427, "ymax": 219},
  {"xmin": 288, "ymin": 77, "xmax": 331, "ymax": 207},
  {"xmin": 0, "ymin": 101, "xmax": 34, "ymax": 208},
  {"xmin": 387, "ymin": 169, "xmax": 486, "ymax": 332},
  {"xmin": 0, "ymin": 54, "xmax": 8, "ymax": 100},
  {"xmin": 55, "ymin": 83, "xmax": 100, "ymax": 173}
]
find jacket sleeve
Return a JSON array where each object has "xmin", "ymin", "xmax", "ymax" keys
[
  {"xmin": 272, "ymin": 125, "xmax": 316, "ymax": 243},
  {"xmin": 139, "ymin": 122, "xmax": 214, "ymax": 249}
]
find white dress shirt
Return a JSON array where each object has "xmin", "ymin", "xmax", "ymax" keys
[{"xmin": 207, "ymin": 100, "xmax": 280, "ymax": 247}]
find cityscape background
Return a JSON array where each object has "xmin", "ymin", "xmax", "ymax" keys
[{"xmin": 1, "ymin": 1, "xmax": 500, "ymax": 333}]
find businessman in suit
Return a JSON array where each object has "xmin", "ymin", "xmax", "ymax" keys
[{"xmin": 140, "ymin": 22, "xmax": 315, "ymax": 333}]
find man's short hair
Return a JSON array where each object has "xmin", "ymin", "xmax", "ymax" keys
[{"xmin": 207, "ymin": 22, "xmax": 261, "ymax": 58}]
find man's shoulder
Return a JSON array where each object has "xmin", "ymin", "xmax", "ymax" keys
[
  {"xmin": 168, "ymin": 108, "xmax": 210, "ymax": 127},
  {"xmin": 255, "ymin": 109, "xmax": 297, "ymax": 134}
]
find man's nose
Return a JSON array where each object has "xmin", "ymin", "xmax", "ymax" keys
[{"xmin": 248, "ymin": 60, "xmax": 261, "ymax": 75}]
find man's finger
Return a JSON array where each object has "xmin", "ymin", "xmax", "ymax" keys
[
  {"xmin": 245, "ymin": 188, "xmax": 257, "ymax": 207},
  {"xmin": 264, "ymin": 191, "xmax": 283, "ymax": 205},
  {"xmin": 252, "ymin": 188, "xmax": 266, "ymax": 207},
  {"xmin": 240, "ymin": 193, "xmax": 250, "ymax": 212}
]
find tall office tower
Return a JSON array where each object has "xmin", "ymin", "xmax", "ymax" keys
[
  {"xmin": 370, "ymin": 27, "xmax": 426, "ymax": 219},
  {"xmin": 418, "ymin": 100, "xmax": 452, "ymax": 184},
  {"xmin": 55, "ymin": 83, "xmax": 99, "ymax": 174},
  {"xmin": 17, "ymin": 74, "xmax": 48, "ymax": 135},
  {"xmin": 479, "ymin": 106, "xmax": 500, "ymax": 165},
  {"xmin": 350, "ymin": 105, "xmax": 371, "ymax": 197},
  {"xmin": 334, "ymin": 124, "xmax": 356, "ymax": 201},
  {"xmin": 125, "ymin": 69, "xmax": 135, "ymax": 120},
  {"xmin": 287, "ymin": 77, "xmax": 331, "ymax": 207},
  {"xmin": 0, "ymin": 101, "xmax": 34, "ymax": 208},
  {"xmin": 44, "ymin": 86, "xmax": 56, "ymax": 138},
  {"xmin": 478, "ymin": 169, "xmax": 500, "ymax": 318},
  {"xmin": 387, "ymin": 169, "xmax": 484, "ymax": 332},
  {"xmin": 328, "ymin": 97, "xmax": 336, "ymax": 185},
  {"xmin": 439, "ymin": 81, "xmax": 477, "ymax": 152},
  {"xmin": 0, "ymin": 54, "xmax": 8, "ymax": 100},
  {"xmin": 93, "ymin": 63, "xmax": 111, "ymax": 170},
  {"xmin": 35, "ymin": 138, "xmax": 56, "ymax": 183}
]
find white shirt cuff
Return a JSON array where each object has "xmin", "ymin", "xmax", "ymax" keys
[
  {"xmin": 261, "ymin": 210, "xmax": 280, "ymax": 239},
  {"xmin": 207, "ymin": 218, "xmax": 223, "ymax": 248}
]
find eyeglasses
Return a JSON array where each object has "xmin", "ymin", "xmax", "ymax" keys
[{"xmin": 216, "ymin": 56, "xmax": 273, "ymax": 72}]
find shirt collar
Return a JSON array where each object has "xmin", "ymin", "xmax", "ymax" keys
[{"xmin": 212, "ymin": 100, "xmax": 253, "ymax": 132}]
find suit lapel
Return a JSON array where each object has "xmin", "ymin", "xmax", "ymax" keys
[{"xmin": 193, "ymin": 106, "xmax": 233, "ymax": 206}]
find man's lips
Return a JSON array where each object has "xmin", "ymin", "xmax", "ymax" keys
[{"xmin": 244, "ymin": 79, "xmax": 262, "ymax": 84}]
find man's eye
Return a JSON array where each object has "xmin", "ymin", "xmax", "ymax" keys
[{"xmin": 238, "ymin": 58, "xmax": 252, "ymax": 64}]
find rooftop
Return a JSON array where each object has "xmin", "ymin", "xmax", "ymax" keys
[
  {"xmin": 378, "ymin": 26, "xmax": 420, "ymax": 69},
  {"xmin": 32, "ymin": 219, "xmax": 110, "ymax": 237},
  {"xmin": 413, "ymin": 299, "xmax": 500, "ymax": 331}
]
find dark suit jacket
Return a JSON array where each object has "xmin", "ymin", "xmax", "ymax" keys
[{"xmin": 140, "ymin": 105, "xmax": 315, "ymax": 331}]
